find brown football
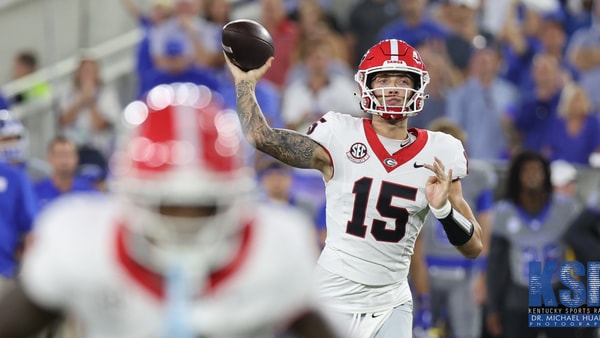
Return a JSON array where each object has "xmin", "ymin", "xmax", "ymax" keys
[{"xmin": 222, "ymin": 19, "xmax": 274, "ymax": 72}]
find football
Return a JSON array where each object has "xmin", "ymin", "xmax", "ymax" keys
[{"xmin": 221, "ymin": 19, "xmax": 274, "ymax": 72}]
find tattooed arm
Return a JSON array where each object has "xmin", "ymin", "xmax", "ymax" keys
[{"xmin": 226, "ymin": 56, "xmax": 333, "ymax": 179}]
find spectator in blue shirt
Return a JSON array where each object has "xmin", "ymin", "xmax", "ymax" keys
[
  {"xmin": 507, "ymin": 53, "xmax": 564, "ymax": 153},
  {"xmin": 562, "ymin": 0, "xmax": 593, "ymax": 39},
  {"xmin": 77, "ymin": 145, "xmax": 109, "ymax": 192},
  {"xmin": 0, "ymin": 110, "xmax": 29, "ymax": 168},
  {"xmin": 567, "ymin": 0, "xmax": 600, "ymax": 112},
  {"xmin": 138, "ymin": 39, "xmax": 220, "ymax": 98},
  {"xmin": 34, "ymin": 136, "xmax": 97, "ymax": 210},
  {"xmin": 541, "ymin": 83, "xmax": 600, "ymax": 165},
  {"xmin": 438, "ymin": 0, "xmax": 496, "ymax": 74},
  {"xmin": 502, "ymin": 8, "xmax": 577, "ymax": 96},
  {"xmin": 446, "ymin": 45, "xmax": 519, "ymax": 160},
  {"xmin": 0, "ymin": 162, "xmax": 37, "ymax": 288},
  {"xmin": 150, "ymin": 0, "xmax": 224, "ymax": 72},
  {"xmin": 378, "ymin": 0, "xmax": 448, "ymax": 48},
  {"xmin": 119, "ymin": 0, "xmax": 174, "ymax": 97},
  {"xmin": 0, "ymin": 110, "xmax": 48, "ymax": 181}
]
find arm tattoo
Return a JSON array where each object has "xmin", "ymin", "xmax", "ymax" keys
[{"xmin": 236, "ymin": 80, "xmax": 320, "ymax": 169}]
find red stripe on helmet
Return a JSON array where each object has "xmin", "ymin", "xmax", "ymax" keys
[
  {"xmin": 199, "ymin": 107, "xmax": 239, "ymax": 174},
  {"xmin": 132, "ymin": 104, "xmax": 177, "ymax": 173}
]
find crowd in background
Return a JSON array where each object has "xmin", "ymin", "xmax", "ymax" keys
[{"xmin": 1, "ymin": 0, "xmax": 600, "ymax": 337}]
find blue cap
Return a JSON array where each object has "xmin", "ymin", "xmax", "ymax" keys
[
  {"xmin": 165, "ymin": 39, "xmax": 185, "ymax": 57},
  {"xmin": 257, "ymin": 160, "xmax": 291, "ymax": 179},
  {"xmin": 78, "ymin": 163, "xmax": 107, "ymax": 182},
  {"xmin": 543, "ymin": 9, "xmax": 566, "ymax": 27},
  {"xmin": 77, "ymin": 146, "xmax": 107, "ymax": 182}
]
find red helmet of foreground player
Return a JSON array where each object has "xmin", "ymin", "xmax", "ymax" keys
[
  {"xmin": 355, "ymin": 39, "xmax": 430, "ymax": 119},
  {"xmin": 110, "ymin": 83, "xmax": 255, "ymax": 273}
]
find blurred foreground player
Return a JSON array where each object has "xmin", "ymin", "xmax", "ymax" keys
[{"xmin": 0, "ymin": 84, "xmax": 337, "ymax": 338}]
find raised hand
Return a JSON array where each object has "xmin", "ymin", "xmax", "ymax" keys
[
  {"xmin": 79, "ymin": 80, "xmax": 97, "ymax": 105},
  {"xmin": 424, "ymin": 156, "xmax": 452, "ymax": 209},
  {"xmin": 224, "ymin": 54, "xmax": 273, "ymax": 86},
  {"xmin": 179, "ymin": 14, "xmax": 198, "ymax": 35}
]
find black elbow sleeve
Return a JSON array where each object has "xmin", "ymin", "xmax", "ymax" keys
[{"xmin": 438, "ymin": 208, "xmax": 474, "ymax": 246}]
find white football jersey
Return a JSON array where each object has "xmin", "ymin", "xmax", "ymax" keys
[
  {"xmin": 308, "ymin": 112, "xmax": 467, "ymax": 289},
  {"xmin": 21, "ymin": 194, "xmax": 319, "ymax": 338}
]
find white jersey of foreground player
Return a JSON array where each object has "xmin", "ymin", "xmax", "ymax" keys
[
  {"xmin": 21, "ymin": 194, "xmax": 319, "ymax": 338},
  {"xmin": 309, "ymin": 111, "xmax": 468, "ymax": 314}
]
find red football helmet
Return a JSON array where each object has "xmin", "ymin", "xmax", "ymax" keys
[
  {"xmin": 110, "ymin": 83, "xmax": 255, "ymax": 273},
  {"xmin": 355, "ymin": 39, "xmax": 430, "ymax": 119}
]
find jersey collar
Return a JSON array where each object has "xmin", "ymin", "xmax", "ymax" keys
[{"xmin": 362, "ymin": 119, "xmax": 428, "ymax": 173}]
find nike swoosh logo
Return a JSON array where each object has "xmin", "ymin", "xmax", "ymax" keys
[
  {"xmin": 372, "ymin": 312, "xmax": 384, "ymax": 318},
  {"xmin": 413, "ymin": 162, "xmax": 424, "ymax": 168}
]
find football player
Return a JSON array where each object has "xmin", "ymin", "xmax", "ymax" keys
[
  {"xmin": 0, "ymin": 84, "xmax": 337, "ymax": 338},
  {"xmin": 225, "ymin": 39, "xmax": 483, "ymax": 338}
]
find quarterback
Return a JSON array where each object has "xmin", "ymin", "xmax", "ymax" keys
[{"xmin": 226, "ymin": 39, "xmax": 483, "ymax": 338}]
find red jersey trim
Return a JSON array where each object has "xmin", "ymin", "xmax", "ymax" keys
[
  {"xmin": 115, "ymin": 224, "xmax": 164, "ymax": 299},
  {"xmin": 115, "ymin": 222, "xmax": 254, "ymax": 300},
  {"xmin": 205, "ymin": 222, "xmax": 253, "ymax": 294},
  {"xmin": 362, "ymin": 119, "xmax": 429, "ymax": 173}
]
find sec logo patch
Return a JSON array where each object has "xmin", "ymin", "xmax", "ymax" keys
[{"xmin": 346, "ymin": 143, "xmax": 370, "ymax": 163}]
